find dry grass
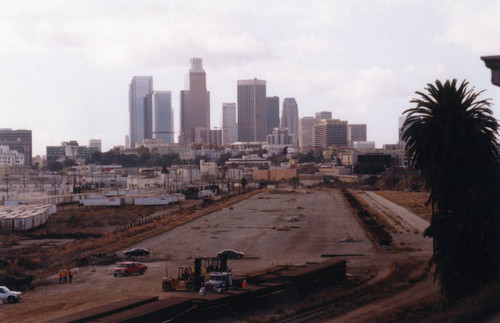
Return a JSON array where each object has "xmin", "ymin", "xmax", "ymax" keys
[
  {"xmin": 374, "ymin": 190, "xmax": 432, "ymax": 221},
  {"xmin": 1, "ymin": 190, "xmax": 263, "ymax": 280}
]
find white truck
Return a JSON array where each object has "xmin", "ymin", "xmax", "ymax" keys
[
  {"xmin": 199, "ymin": 272, "xmax": 233, "ymax": 295},
  {"xmin": 0, "ymin": 286, "xmax": 22, "ymax": 303}
]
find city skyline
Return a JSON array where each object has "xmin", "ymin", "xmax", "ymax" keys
[{"xmin": 1, "ymin": 1, "xmax": 499, "ymax": 155}]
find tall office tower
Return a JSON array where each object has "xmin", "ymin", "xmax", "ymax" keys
[
  {"xmin": 180, "ymin": 58, "xmax": 210, "ymax": 144},
  {"xmin": 299, "ymin": 117, "xmax": 315, "ymax": 147},
  {"xmin": 129, "ymin": 76, "xmax": 153, "ymax": 147},
  {"xmin": 266, "ymin": 128, "xmax": 295, "ymax": 145},
  {"xmin": 150, "ymin": 91, "xmax": 173, "ymax": 143},
  {"xmin": 237, "ymin": 78, "xmax": 267, "ymax": 142},
  {"xmin": 89, "ymin": 139, "xmax": 102, "ymax": 152},
  {"xmin": 315, "ymin": 111, "xmax": 332, "ymax": 121},
  {"xmin": 266, "ymin": 96, "xmax": 280, "ymax": 136},
  {"xmin": 347, "ymin": 124, "xmax": 367, "ymax": 148},
  {"xmin": 222, "ymin": 103, "xmax": 238, "ymax": 145},
  {"xmin": 0, "ymin": 129, "xmax": 32, "ymax": 165},
  {"xmin": 281, "ymin": 98, "xmax": 299, "ymax": 145},
  {"xmin": 313, "ymin": 119, "xmax": 348, "ymax": 148},
  {"xmin": 398, "ymin": 115, "xmax": 407, "ymax": 145}
]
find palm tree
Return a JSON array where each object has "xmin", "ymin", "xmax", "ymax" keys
[{"xmin": 402, "ymin": 79, "xmax": 499, "ymax": 302}]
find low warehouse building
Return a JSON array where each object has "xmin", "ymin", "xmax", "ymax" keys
[{"xmin": 0, "ymin": 204, "xmax": 56, "ymax": 231}]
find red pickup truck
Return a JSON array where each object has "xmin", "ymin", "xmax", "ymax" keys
[{"xmin": 113, "ymin": 262, "xmax": 148, "ymax": 277}]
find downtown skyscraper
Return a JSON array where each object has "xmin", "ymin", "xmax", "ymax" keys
[
  {"xmin": 237, "ymin": 78, "xmax": 267, "ymax": 142},
  {"xmin": 129, "ymin": 76, "xmax": 153, "ymax": 148},
  {"xmin": 266, "ymin": 96, "xmax": 280, "ymax": 136},
  {"xmin": 281, "ymin": 98, "xmax": 299, "ymax": 145},
  {"xmin": 150, "ymin": 91, "xmax": 174, "ymax": 143},
  {"xmin": 180, "ymin": 58, "xmax": 210, "ymax": 144},
  {"xmin": 222, "ymin": 103, "xmax": 237, "ymax": 145}
]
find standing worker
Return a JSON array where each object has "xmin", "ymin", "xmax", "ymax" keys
[
  {"xmin": 58, "ymin": 270, "xmax": 63, "ymax": 284},
  {"xmin": 68, "ymin": 269, "xmax": 73, "ymax": 283},
  {"xmin": 62, "ymin": 269, "xmax": 67, "ymax": 284}
]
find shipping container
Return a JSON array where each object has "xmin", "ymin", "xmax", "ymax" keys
[
  {"xmin": 80, "ymin": 198, "xmax": 122, "ymax": 206},
  {"xmin": 134, "ymin": 197, "xmax": 171, "ymax": 206}
]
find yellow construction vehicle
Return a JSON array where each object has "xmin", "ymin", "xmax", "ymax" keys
[{"xmin": 162, "ymin": 256, "xmax": 228, "ymax": 292}]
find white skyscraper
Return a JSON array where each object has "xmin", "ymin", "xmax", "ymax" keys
[
  {"xmin": 222, "ymin": 103, "xmax": 237, "ymax": 145},
  {"xmin": 129, "ymin": 76, "xmax": 153, "ymax": 147},
  {"xmin": 299, "ymin": 117, "xmax": 315, "ymax": 147},
  {"xmin": 89, "ymin": 139, "xmax": 102, "ymax": 152},
  {"xmin": 281, "ymin": 98, "xmax": 299, "ymax": 145}
]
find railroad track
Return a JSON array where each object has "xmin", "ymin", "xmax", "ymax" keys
[{"xmin": 278, "ymin": 256, "xmax": 406, "ymax": 323}]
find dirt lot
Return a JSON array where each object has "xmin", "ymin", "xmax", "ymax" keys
[{"xmin": 0, "ymin": 188, "xmax": 434, "ymax": 322}]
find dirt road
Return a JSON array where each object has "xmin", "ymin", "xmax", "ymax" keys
[
  {"xmin": 327, "ymin": 190, "xmax": 436, "ymax": 323},
  {"xmin": 2, "ymin": 189, "xmax": 377, "ymax": 322}
]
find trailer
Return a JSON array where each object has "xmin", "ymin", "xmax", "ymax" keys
[
  {"xmin": 134, "ymin": 197, "xmax": 171, "ymax": 206},
  {"xmin": 79, "ymin": 198, "xmax": 122, "ymax": 207}
]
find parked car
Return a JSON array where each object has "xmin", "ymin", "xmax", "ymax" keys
[
  {"xmin": 216, "ymin": 249, "xmax": 245, "ymax": 259},
  {"xmin": 0, "ymin": 286, "xmax": 22, "ymax": 303},
  {"xmin": 113, "ymin": 262, "xmax": 148, "ymax": 277},
  {"xmin": 123, "ymin": 248, "xmax": 151, "ymax": 257}
]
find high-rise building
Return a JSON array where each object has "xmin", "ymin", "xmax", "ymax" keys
[
  {"xmin": 180, "ymin": 58, "xmax": 210, "ymax": 144},
  {"xmin": 266, "ymin": 128, "xmax": 295, "ymax": 145},
  {"xmin": 347, "ymin": 124, "xmax": 367, "ymax": 148},
  {"xmin": 0, "ymin": 145, "xmax": 25, "ymax": 167},
  {"xmin": 398, "ymin": 115, "xmax": 407, "ymax": 145},
  {"xmin": 222, "ymin": 103, "xmax": 238, "ymax": 145},
  {"xmin": 315, "ymin": 111, "xmax": 332, "ymax": 121},
  {"xmin": 299, "ymin": 117, "xmax": 315, "ymax": 147},
  {"xmin": 129, "ymin": 76, "xmax": 153, "ymax": 148},
  {"xmin": 237, "ymin": 78, "xmax": 267, "ymax": 142},
  {"xmin": 150, "ymin": 91, "xmax": 173, "ymax": 144},
  {"xmin": 194, "ymin": 128, "xmax": 222, "ymax": 146},
  {"xmin": 266, "ymin": 96, "xmax": 280, "ymax": 136},
  {"xmin": 281, "ymin": 98, "xmax": 299, "ymax": 145},
  {"xmin": 0, "ymin": 129, "xmax": 32, "ymax": 166},
  {"xmin": 47, "ymin": 141, "xmax": 99, "ymax": 162},
  {"xmin": 313, "ymin": 119, "xmax": 348, "ymax": 148},
  {"xmin": 89, "ymin": 139, "xmax": 102, "ymax": 152}
]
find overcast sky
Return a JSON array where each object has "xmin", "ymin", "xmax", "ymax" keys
[{"xmin": 1, "ymin": 0, "xmax": 499, "ymax": 156}]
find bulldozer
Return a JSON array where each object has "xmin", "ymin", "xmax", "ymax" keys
[{"xmin": 162, "ymin": 256, "xmax": 228, "ymax": 292}]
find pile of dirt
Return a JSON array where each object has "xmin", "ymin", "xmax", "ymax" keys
[
  {"xmin": 0, "ymin": 272, "xmax": 34, "ymax": 291},
  {"xmin": 75, "ymin": 253, "xmax": 121, "ymax": 267}
]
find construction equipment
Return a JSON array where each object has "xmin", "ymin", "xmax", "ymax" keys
[
  {"xmin": 201, "ymin": 197, "xmax": 214, "ymax": 207},
  {"xmin": 162, "ymin": 256, "xmax": 228, "ymax": 292},
  {"xmin": 199, "ymin": 272, "xmax": 233, "ymax": 294}
]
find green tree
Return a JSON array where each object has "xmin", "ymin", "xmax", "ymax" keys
[
  {"xmin": 402, "ymin": 79, "xmax": 499, "ymax": 302},
  {"xmin": 47, "ymin": 160, "xmax": 64, "ymax": 172},
  {"xmin": 217, "ymin": 153, "xmax": 232, "ymax": 166}
]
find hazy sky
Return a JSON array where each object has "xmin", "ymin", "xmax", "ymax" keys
[{"xmin": 1, "ymin": 0, "xmax": 499, "ymax": 156}]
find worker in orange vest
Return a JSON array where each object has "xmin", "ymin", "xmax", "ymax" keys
[
  {"xmin": 68, "ymin": 269, "xmax": 73, "ymax": 283},
  {"xmin": 242, "ymin": 280, "xmax": 247, "ymax": 288},
  {"xmin": 58, "ymin": 270, "xmax": 63, "ymax": 284}
]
